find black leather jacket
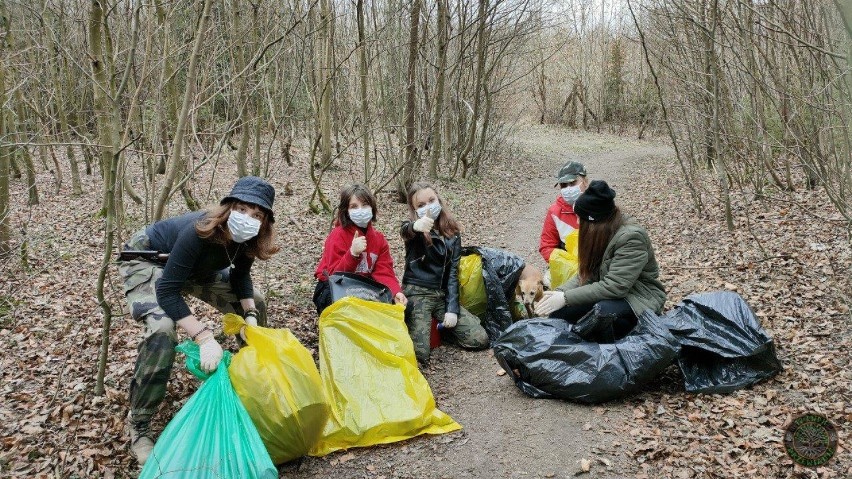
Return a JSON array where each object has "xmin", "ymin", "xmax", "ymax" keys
[{"xmin": 400, "ymin": 221, "xmax": 462, "ymax": 314}]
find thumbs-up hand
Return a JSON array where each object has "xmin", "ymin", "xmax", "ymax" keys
[
  {"xmin": 413, "ymin": 216, "xmax": 434, "ymax": 233},
  {"xmin": 350, "ymin": 230, "xmax": 367, "ymax": 257}
]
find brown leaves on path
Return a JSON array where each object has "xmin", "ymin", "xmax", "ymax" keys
[{"xmin": 1, "ymin": 130, "xmax": 850, "ymax": 478}]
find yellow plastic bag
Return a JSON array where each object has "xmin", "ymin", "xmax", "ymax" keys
[
  {"xmin": 223, "ymin": 314, "xmax": 329, "ymax": 464},
  {"xmin": 310, "ymin": 297, "xmax": 461, "ymax": 456},
  {"xmin": 550, "ymin": 230, "xmax": 579, "ymax": 289},
  {"xmin": 459, "ymin": 254, "xmax": 487, "ymax": 317}
]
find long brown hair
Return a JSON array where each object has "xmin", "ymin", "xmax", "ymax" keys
[
  {"xmin": 195, "ymin": 201, "xmax": 280, "ymax": 260},
  {"xmin": 577, "ymin": 207, "xmax": 624, "ymax": 285},
  {"xmin": 333, "ymin": 183, "xmax": 378, "ymax": 229},
  {"xmin": 406, "ymin": 181, "xmax": 461, "ymax": 245}
]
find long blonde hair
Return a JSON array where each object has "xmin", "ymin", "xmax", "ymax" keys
[{"xmin": 195, "ymin": 201, "xmax": 280, "ymax": 260}]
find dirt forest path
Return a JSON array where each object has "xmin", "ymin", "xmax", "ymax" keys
[{"xmin": 289, "ymin": 126, "xmax": 673, "ymax": 479}]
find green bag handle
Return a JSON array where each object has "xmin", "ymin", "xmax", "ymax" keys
[{"xmin": 176, "ymin": 340, "xmax": 232, "ymax": 381}]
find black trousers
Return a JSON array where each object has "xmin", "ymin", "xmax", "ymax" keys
[
  {"xmin": 549, "ymin": 298, "xmax": 637, "ymax": 343},
  {"xmin": 313, "ymin": 280, "xmax": 332, "ymax": 316}
]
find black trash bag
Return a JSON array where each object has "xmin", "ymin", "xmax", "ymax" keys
[
  {"xmin": 493, "ymin": 311, "xmax": 680, "ymax": 403},
  {"xmin": 662, "ymin": 291, "xmax": 782, "ymax": 393},
  {"xmin": 461, "ymin": 246, "xmax": 526, "ymax": 341},
  {"xmin": 328, "ymin": 272, "xmax": 393, "ymax": 304},
  {"xmin": 572, "ymin": 303, "xmax": 638, "ymax": 344}
]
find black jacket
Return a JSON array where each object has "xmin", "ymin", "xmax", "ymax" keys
[
  {"xmin": 146, "ymin": 211, "xmax": 254, "ymax": 320},
  {"xmin": 400, "ymin": 221, "xmax": 462, "ymax": 314}
]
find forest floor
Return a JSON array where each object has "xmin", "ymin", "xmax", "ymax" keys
[{"xmin": 0, "ymin": 124, "xmax": 849, "ymax": 478}]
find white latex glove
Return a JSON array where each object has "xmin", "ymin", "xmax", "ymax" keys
[
  {"xmin": 197, "ymin": 333, "xmax": 223, "ymax": 373},
  {"xmin": 442, "ymin": 312, "xmax": 458, "ymax": 328},
  {"xmin": 350, "ymin": 231, "xmax": 367, "ymax": 257},
  {"xmin": 412, "ymin": 216, "xmax": 434, "ymax": 233},
  {"xmin": 239, "ymin": 314, "xmax": 258, "ymax": 342},
  {"xmin": 534, "ymin": 290, "xmax": 567, "ymax": 316}
]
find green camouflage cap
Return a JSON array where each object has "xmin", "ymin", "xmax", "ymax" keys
[{"xmin": 555, "ymin": 161, "xmax": 587, "ymax": 185}]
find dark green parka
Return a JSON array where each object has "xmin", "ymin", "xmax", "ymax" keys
[{"xmin": 556, "ymin": 220, "xmax": 666, "ymax": 315}]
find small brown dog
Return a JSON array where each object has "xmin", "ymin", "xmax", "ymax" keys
[{"xmin": 515, "ymin": 264, "xmax": 544, "ymax": 318}]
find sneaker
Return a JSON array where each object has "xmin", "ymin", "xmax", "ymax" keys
[{"xmin": 128, "ymin": 420, "xmax": 154, "ymax": 465}]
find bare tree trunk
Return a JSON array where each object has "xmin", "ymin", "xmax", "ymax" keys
[
  {"xmin": 154, "ymin": 0, "xmax": 176, "ymax": 176},
  {"xmin": 232, "ymin": 0, "xmax": 250, "ymax": 177},
  {"xmin": 0, "ymin": 13, "xmax": 9, "ymax": 254},
  {"xmin": 457, "ymin": 0, "xmax": 488, "ymax": 178},
  {"xmin": 153, "ymin": 0, "xmax": 213, "ymax": 220},
  {"xmin": 251, "ymin": 113, "xmax": 262, "ymax": 176},
  {"xmin": 13, "ymin": 90, "xmax": 38, "ymax": 205},
  {"xmin": 53, "ymin": 49, "xmax": 82, "ymax": 196},
  {"xmin": 357, "ymin": 0, "xmax": 371, "ymax": 182},
  {"xmin": 318, "ymin": 0, "xmax": 333, "ymax": 167},
  {"xmin": 707, "ymin": 0, "xmax": 733, "ymax": 231},
  {"xmin": 399, "ymin": 0, "xmax": 422, "ymax": 199},
  {"xmin": 429, "ymin": 0, "xmax": 449, "ymax": 179},
  {"xmin": 89, "ymin": 0, "xmax": 121, "ymax": 396},
  {"xmin": 118, "ymin": 1, "xmax": 142, "ymax": 207}
]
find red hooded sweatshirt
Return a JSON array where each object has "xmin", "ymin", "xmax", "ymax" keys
[{"xmin": 314, "ymin": 222, "xmax": 402, "ymax": 295}]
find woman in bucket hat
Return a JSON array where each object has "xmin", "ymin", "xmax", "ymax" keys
[
  {"xmin": 534, "ymin": 180, "xmax": 666, "ymax": 341},
  {"xmin": 117, "ymin": 176, "xmax": 279, "ymax": 465}
]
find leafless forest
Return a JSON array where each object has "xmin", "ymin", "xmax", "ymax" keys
[
  {"xmin": 0, "ymin": 0, "xmax": 850, "ymax": 477},
  {"xmin": 1, "ymin": 0, "xmax": 848, "ymax": 247}
]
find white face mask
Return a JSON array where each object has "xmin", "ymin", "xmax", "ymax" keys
[
  {"xmin": 560, "ymin": 185, "xmax": 582, "ymax": 205},
  {"xmin": 348, "ymin": 206, "xmax": 373, "ymax": 228},
  {"xmin": 228, "ymin": 210, "xmax": 261, "ymax": 243},
  {"xmin": 416, "ymin": 202, "xmax": 442, "ymax": 219}
]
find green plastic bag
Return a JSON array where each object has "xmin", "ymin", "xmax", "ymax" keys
[
  {"xmin": 139, "ymin": 341, "xmax": 277, "ymax": 479},
  {"xmin": 310, "ymin": 297, "xmax": 462, "ymax": 456},
  {"xmin": 459, "ymin": 254, "xmax": 487, "ymax": 317},
  {"xmin": 223, "ymin": 314, "xmax": 329, "ymax": 464}
]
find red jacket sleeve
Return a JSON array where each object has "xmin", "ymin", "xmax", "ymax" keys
[
  {"xmin": 539, "ymin": 206, "xmax": 560, "ymax": 263},
  {"xmin": 369, "ymin": 235, "xmax": 402, "ymax": 295},
  {"xmin": 315, "ymin": 227, "xmax": 359, "ymax": 280}
]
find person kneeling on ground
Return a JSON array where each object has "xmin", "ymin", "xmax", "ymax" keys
[
  {"xmin": 401, "ymin": 182, "xmax": 489, "ymax": 366},
  {"xmin": 118, "ymin": 176, "xmax": 279, "ymax": 465},
  {"xmin": 534, "ymin": 180, "xmax": 666, "ymax": 341},
  {"xmin": 539, "ymin": 160, "xmax": 589, "ymax": 286},
  {"xmin": 313, "ymin": 183, "xmax": 407, "ymax": 315}
]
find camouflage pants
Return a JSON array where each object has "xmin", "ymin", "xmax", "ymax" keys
[
  {"xmin": 119, "ymin": 229, "xmax": 266, "ymax": 428},
  {"xmin": 403, "ymin": 284, "xmax": 489, "ymax": 364}
]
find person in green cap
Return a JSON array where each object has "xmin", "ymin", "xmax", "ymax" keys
[
  {"xmin": 539, "ymin": 161, "xmax": 589, "ymax": 282},
  {"xmin": 535, "ymin": 180, "xmax": 666, "ymax": 341}
]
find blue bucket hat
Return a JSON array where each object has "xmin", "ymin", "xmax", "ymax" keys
[{"xmin": 221, "ymin": 176, "xmax": 276, "ymax": 222}]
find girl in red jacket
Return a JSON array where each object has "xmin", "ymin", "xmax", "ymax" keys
[{"xmin": 313, "ymin": 184, "xmax": 408, "ymax": 314}]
